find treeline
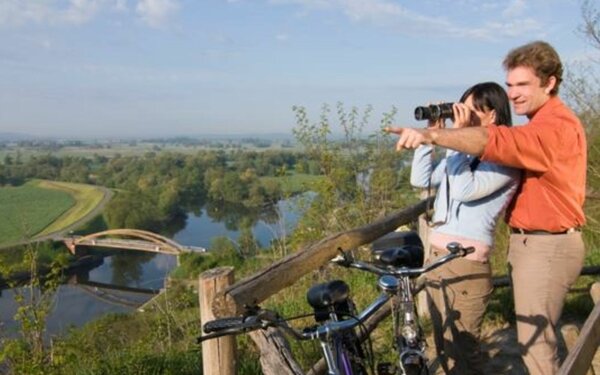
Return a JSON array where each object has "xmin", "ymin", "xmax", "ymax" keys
[{"xmin": 0, "ymin": 149, "xmax": 320, "ymax": 232}]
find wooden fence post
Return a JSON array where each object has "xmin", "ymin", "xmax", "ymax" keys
[
  {"xmin": 558, "ymin": 282, "xmax": 600, "ymax": 375},
  {"xmin": 200, "ymin": 267, "xmax": 236, "ymax": 375},
  {"xmin": 248, "ymin": 328, "xmax": 304, "ymax": 375},
  {"xmin": 560, "ymin": 324, "xmax": 595, "ymax": 375}
]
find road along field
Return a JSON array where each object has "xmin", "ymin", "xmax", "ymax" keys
[{"xmin": 35, "ymin": 180, "xmax": 106, "ymax": 236}]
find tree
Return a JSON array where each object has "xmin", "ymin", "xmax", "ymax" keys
[
  {"xmin": 291, "ymin": 102, "xmax": 414, "ymax": 243},
  {"xmin": 564, "ymin": 0, "xmax": 600, "ymax": 132},
  {"xmin": 0, "ymin": 243, "xmax": 63, "ymax": 374},
  {"xmin": 563, "ymin": 0, "xmax": 600, "ymax": 251}
]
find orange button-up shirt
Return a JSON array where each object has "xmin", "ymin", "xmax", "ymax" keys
[{"xmin": 481, "ymin": 96, "xmax": 586, "ymax": 232}]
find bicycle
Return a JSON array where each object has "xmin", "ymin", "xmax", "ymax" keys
[{"xmin": 199, "ymin": 236, "xmax": 474, "ymax": 375}]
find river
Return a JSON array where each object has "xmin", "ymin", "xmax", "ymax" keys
[{"xmin": 0, "ymin": 196, "xmax": 306, "ymax": 338}]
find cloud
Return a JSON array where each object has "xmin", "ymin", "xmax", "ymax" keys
[
  {"xmin": 63, "ymin": 0, "xmax": 103, "ymax": 25},
  {"xmin": 113, "ymin": 0, "xmax": 129, "ymax": 12},
  {"xmin": 0, "ymin": 0, "xmax": 127, "ymax": 27},
  {"xmin": 0, "ymin": 0, "xmax": 179, "ymax": 28},
  {"xmin": 275, "ymin": 33, "xmax": 289, "ymax": 41},
  {"xmin": 135, "ymin": 0, "xmax": 180, "ymax": 28},
  {"xmin": 268, "ymin": 0, "xmax": 545, "ymax": 41},
  {"xmin": 502, "ymin": 0, "xmax": 527, "ymax": 18},
  {"xmin": 0, "ymin": 1, "xmax": 54, "ymax": 27}
]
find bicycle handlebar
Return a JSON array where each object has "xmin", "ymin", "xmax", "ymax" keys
[
  {"xmin": 199, "ymin": 242, "xmax": 475, "ymax": 343},
  {"xmin": 331, "ymin": 242, "xmax": 475, "ymax": 277},
  {"xmin": 198, "ymin": 292, "xmax": 390, "ymax": 343}
]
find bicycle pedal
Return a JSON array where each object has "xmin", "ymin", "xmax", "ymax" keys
[{"xmin": 376, "ymin": 362, "xmax": 397, "ymax": 375}]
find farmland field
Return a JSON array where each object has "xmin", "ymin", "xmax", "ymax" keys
[{"xmin": 0, "ymin": 181, "xmax": 75, "ymax": 244}]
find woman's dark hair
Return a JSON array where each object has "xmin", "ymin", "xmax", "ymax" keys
[{"xmin": 459, "ymin": 82, "xmax": 512, "ymax": 127}]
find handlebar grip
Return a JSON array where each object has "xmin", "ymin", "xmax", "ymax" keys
[
  {"xmin": 203, "ymin": 317, "xmax": 259, "ymax": 333},
  {"xmin": 446, "ymin": 242, "xmax": 475, "ymax": 256}
]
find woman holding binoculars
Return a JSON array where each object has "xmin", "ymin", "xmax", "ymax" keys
[{"xmin": 409, "ymin": 82, "xmax": 521, "ymax": 374}]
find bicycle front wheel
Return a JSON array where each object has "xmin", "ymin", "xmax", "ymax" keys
[
  {"xmin": 334, "ymin": 334, "xmax": 368, "ymax": 375},
  {"xmin": 402, "ymin": 363, "xmax": 428, "ymax": 375}
]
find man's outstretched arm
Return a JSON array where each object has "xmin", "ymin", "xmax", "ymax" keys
[{"xmin": 385, "ymin": 126, "xmax": 489, "ymax": 156}]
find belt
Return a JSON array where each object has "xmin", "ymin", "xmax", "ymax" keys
[{"xmin": 510, "ymin": 227, "xmax": 580, "ymax": 235}]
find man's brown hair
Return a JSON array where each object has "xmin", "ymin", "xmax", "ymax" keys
[{"xmin": 503, "ymin": 40, "xmax": 563, "ymax": 95}]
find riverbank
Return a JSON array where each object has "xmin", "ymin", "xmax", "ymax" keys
[{"xmin": 0, "ymin": 253, "xmax": 104, "ymax": 288}]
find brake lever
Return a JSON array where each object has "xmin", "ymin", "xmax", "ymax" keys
[{"xmin": 331, "ymin": 248, "xmax": 354, "ymax": 267}]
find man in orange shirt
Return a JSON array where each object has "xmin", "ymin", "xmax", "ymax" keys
[{"xmin": 387, "ymin": 41, "xmax": 586, "ymax": 375}]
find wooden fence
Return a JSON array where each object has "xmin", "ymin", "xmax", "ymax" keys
[{"xmin": 200, "ymin": 198, "xmax": 432, "ymax": 374}]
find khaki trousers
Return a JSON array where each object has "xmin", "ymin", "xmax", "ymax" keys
[
  {"xmin": 425, "ymin": 245, "xmax": 493, "ymax": 375},
  {"xmin": 508, "ymin": 232, "xmax": 585, "ymax": 375}
]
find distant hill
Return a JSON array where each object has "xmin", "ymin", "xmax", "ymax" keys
[{"xmin": 0, "ymin": 132, "xmax": 36, "ymax": 142}]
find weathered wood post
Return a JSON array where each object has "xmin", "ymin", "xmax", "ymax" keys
[
  {"xmin": 558, "ymin": 282, "xmax": 600, "ymax": 375},
  {"xmin": 248, "ymin": 329, "xmax": 304, "ymax": 375},
  {"xmin": 200, "ymin": 267, "xmax": 236, "ymax": 375},
  {"xmin": 560, "ymin": 323, "xmax": 595, "ymax": 375},
  {"xmin": 560, "ymin": 282, "xmax": 599, "ymax": 375}
]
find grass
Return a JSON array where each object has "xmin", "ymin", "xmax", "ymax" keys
[
  {"xmin": 35, "ymin": 180, "xmax": 106, "ymax": 236},
  {"xmin": 0, "ymin": 179, "xmax": 107, "ymax": 247},
  {"xmin": 0, "ymin": 181, "xmax": 75, "ymax": 244},
  {"xmin": 261, "ymin": 173, "xmax": 324, "ymax": 195}
]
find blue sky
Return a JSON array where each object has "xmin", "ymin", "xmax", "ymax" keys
[{"xmin": 0, "ymin": 0, "xmax": 595, "ymax": 138}]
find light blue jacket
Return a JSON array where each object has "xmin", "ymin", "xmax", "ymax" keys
[{"xmin": 410, "ymin": 145, "xmax": 520, "ymax": 246}]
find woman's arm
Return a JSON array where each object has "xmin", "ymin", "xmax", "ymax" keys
[
  {"xmin": 446, "ymin": 151, "xmax": 520, "ymax": 202},
  {"xmin": 410, "ymin": 145, "xmax": 445, "ymax": 188}
]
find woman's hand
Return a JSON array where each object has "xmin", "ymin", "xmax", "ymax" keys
[
  {"xmin": 452, "ymin": 103, "xmax": 472, "ymax": 129},
  {"xmin": 427, "ymin": 117, "xmax": 445, "ymax": 129}
]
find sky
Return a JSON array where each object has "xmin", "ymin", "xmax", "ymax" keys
[{"xmin": 0, "ymin": 0, "xmax": 596, "ymax": 138}]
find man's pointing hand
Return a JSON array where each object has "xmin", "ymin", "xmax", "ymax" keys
[{"xmin": 384, "ymin": 127, "xmax": 434, "ymax": 151}]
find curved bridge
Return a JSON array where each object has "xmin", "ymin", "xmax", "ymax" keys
[{"xmin": 63, "ymin": 229, "xmax": 206, "ymax": 256}]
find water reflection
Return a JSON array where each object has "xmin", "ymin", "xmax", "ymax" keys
[
  {"xmin": 174, "ymin": 194, "xmax": 306, "ymax": 249},
  {"xmin": 0, "ymin": 195, "xmax": 307, "ymax": 337}
]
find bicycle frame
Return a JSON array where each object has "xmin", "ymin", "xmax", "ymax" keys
[
  {"xmin": 200, "ymin": 242, "xmax": 472, "ymax": 375},
  {"xmin": 332, "ymin": 242, "xmax": 473, "ymax": 374}
]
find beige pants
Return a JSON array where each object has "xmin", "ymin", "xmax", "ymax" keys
[
  {"xmin": 425, "ymin": 245, "xmax": 493, "ymax": 375},
  {"xmin": 508, "ymin": 232, "xmax": 585, "ymax": 375}
]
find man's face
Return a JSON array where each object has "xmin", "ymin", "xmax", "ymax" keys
[{"xmin": 506, "ymin": 66, "xmax": 555, "ymax": 117}]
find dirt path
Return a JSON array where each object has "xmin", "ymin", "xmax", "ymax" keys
[
  {"xmin": 428, "ymin": 321, "xmax": 600, "ymax": 374},
  {"xmin": 42, "ymin": 186, "xmax": 113, "ymax": 240}
]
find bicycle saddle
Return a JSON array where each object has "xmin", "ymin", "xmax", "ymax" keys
[
  {"xmin": 371, "ymin": 230, "xmax": 423, "ymax": 251},
  {"xmin": 306, "ymin": 279, "xmax": 350, "ymax": 309},
  {"xmin": 375, "ymin": 245, "xmax": 424, "ymax": 268}
]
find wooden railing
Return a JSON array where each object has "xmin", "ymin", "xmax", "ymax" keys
[
  {"xmin": 211, "ymin": 198, "xmax": 432, "ymax": 318},
  {"xmin": 558, "ymin": 282, "xmax": 600, "ymax": 375},
  {"xmin": 200, "ymin": 198, "xmax": 432, "ymax": 374}
]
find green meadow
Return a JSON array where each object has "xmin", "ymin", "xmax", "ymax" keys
[{"xmin": 0, "ymin": 181, "xmax": 75, "ymax": 245}]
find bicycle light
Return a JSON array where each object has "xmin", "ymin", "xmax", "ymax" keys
[{"xmin": 401, "ymin": 323, "xmax": 418, "ymax": 342}]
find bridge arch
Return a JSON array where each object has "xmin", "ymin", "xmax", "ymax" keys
[{"xmin": 72, "ymin": 229, "xmax": 186, "ymax": 255}]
